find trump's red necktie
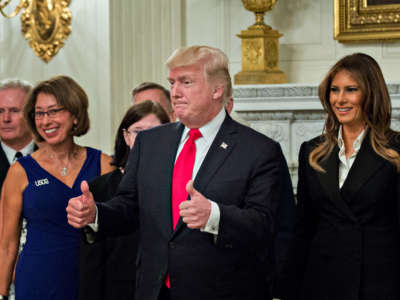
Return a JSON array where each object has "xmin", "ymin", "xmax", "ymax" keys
[
  {"xmin": 166, "ymin": 129, "xmax": 202, "ymax": 288},
  {"xmin": 171, "ymin": 128, "xmax": 202, "ymax": 229}
]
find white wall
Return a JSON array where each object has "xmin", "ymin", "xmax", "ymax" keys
[
  {"xmin": 0, "ymin": 0, "xmax": 183, "ymax": 154},
  {"xmin": 185, "ymin": 0, "xmax": 400, "ymax": 84},
  {"xmin": 109, "ymin": 0, "xmax": 184, "ymax": 140},
  {"xmin": 0, "ymin": 0, "xmax": 113, "ymax": 152}
]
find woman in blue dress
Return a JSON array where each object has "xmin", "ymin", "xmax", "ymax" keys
[{"xmin": 0, "ymin": 75, "xmax": 115, "ymax": 299}]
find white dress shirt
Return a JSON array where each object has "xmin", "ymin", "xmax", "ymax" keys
[
  {"xmin": 176, "ymin": 108, "xmax": 226, "ymax": 235},
  {"xmin": 337, "ymin": 126, "xmax": 367, "ymax": 188},
  {"xmin": 1, "ymin": 140, "xmax": 35, "ymax": 164}
]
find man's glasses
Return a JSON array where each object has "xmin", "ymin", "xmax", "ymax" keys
[{"xmin": 34, "ymin": 108, "xmax": 66, "ymax": 120}]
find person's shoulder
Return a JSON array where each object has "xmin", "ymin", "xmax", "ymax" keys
[
  {"xmin": 305, "ymin": 135, "xmax": 325, "ymax": 148},
  {"xmin": 4, "ymin": 161, "xmax": 28, "ymax": 191},
  {"xmin": 297, "ymin": 135, "xmax": 325, "ymax": 156},
  {"xmin": 140, "ymin": 122, "xmax": 180, "ymax": 137},
  {"xmin": 232, "ymin": 119, "xmax": 279, "ymax": 147}
]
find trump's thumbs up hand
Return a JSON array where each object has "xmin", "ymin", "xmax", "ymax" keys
[
  {"xmin": 66, "ymin": 180, "xmax": 96, "ymax": 228},
  {"xmin": 179, "ymin": 180, "xmax": 211, "ymax": 229}
]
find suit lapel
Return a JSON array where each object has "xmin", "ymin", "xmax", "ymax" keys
[
  {"xmin": 194, "ymin": 115, "xmax": 237, "ymax": 193},
  {"xmin": 162, "ymin": 123, "xmax": 185, "ymax": 237},
  {"xmin": 172, "ymin": 115, "xmax": 237, "ymax": 237},
  {"xmin": 316, "ymin": 146, "xmax": 357, "ymax": 222},
  {"xmin": 340, "ymin": 137, "xmax": 385, "ymax": 202}
]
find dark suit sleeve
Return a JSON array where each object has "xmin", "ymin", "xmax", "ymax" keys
[
  {"xmin": 96, "ymin": 134, "xmax": 142, "ymax": 235},
  {"xmin": 216, "ymin": 140, "xmax": 283, "ymax": 250},
  {"xmin": 287, "ymin": 141, "xmax": 317, "ymax": 299},
  {"xmin": 272, "ymin": 151, "xmax": 296, "ymax": 299}
]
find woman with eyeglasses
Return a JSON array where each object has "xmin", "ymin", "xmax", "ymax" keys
[
  {"xmin": 79, "ymin": 100, "xmax": 170, "ymax": 300},
  {"xmin": 0, "ymin": 75, "xmax": 115, "ymax": 300}
]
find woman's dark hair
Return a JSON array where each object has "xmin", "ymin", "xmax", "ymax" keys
[
  {"xmin": 112, "ymin": 100, "xmax": 170, "ymax": 168},
  {"xmin": 24, "ymin": 75, "xmax": 90, "ymax": 142}
]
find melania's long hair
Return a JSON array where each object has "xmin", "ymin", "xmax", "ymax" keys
[{"xmin": 309, "ymin": 53, "xmax": 400, "ymax": 172}]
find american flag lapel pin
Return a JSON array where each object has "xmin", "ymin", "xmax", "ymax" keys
[{"xmin": 220, "ymin": 142, "xmax": 228, "ymax": 149}]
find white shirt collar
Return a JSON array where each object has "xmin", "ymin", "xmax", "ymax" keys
[
  {"xmin": 1, "ymin": 140, "xmax": 35, "ymax": 164},
  {"xmin": 180, "ymin": 108, "xmax": 226, "ymax": 144},
  {"xmin": 337, "ymin": 125, "xmax": 367, "ymax": 157}
]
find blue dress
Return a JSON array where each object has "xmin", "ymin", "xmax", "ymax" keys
[{"xmin": 14, "ymin": 147, "xmax": 101, "ymax": 299}]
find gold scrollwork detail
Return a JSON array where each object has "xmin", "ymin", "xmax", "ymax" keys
[
  {"xmin": 350, "ymin": 0, "xmax": 400, "ymax": 24},
  {"xmin": 20, "ymin": 0, "xmax": 71, "ymax": 62},
  {"xmin": 265, "ymin": 40, "xmax": 277, "ymax": 69},
  {"xmin": 244, "ymin": 40, "xmax": 262, "ymax": 65},
  {"xmin": 335, "ymin": 0, "xmax": 400, "ymax": 42}
]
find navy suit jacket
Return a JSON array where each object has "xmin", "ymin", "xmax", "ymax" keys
[
  {"xmin": 97, "ymin": 114, "xmax": 289, "ymax": 300},
  {"xmin": 0, "ymin": 143, "xmax": 38, "ymax": 190}
]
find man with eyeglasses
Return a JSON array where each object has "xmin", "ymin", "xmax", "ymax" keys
[{"xmin": 0, "ymin": 79, "xmax": 37, "ymax": 300}]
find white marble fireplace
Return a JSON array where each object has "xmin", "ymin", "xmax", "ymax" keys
[{"xmin": 233, "ymin": 83, "xmax": 400, "ymax": 192}]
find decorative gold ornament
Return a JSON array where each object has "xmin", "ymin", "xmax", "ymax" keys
[
  {"xmin": 335, "ymin": 0, "xmax": 400, "ymax": 42},
  {"xmin": 0, "ymin": 0, "xmax": 72, "ymax": 62},
  {"xmin": 235, "ymin": 0, "xmax": 286, "ymax": 85}
]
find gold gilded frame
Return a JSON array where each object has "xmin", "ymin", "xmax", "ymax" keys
[
  {"xmin": 334, "ymin": 0, "xmax": 400, "ymax": 42},
  {"xmin": 1, "ymin": 0, "xmax": 72, "ymax": 62}
]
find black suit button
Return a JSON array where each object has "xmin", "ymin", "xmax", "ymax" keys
[{"xmin": 169, "ymin": 242, "xmax": 176, "ymax": 249}]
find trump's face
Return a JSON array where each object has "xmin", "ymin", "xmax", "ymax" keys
[{"xmin": 168, "ymin": 62, "xmax": 223, "ymax": 129}]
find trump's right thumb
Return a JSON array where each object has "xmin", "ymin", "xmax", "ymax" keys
[{"xmin": 80, "ymin": 180, "xmax": 91, "ymax": 201}]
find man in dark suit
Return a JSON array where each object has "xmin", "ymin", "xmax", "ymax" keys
[
  {"xmin": 67, "ymin": 45, "xmax": 291, "ymax": 300},
  {"xmin": 0, "ymin": 79, "xmax": 35, "ymax": 190}
]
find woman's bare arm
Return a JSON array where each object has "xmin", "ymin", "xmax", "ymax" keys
[{"xmin": 0, "ymin": 163, "xmax": 27, "ymax": 295}]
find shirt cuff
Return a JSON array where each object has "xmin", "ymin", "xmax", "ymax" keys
[
  {"xmin": 200, "ymin": 200, "xmax": 220, "ymax": 235},
  {"xmin": 87, "ymin": 205, "xmax": 99, "ymax": 232}
]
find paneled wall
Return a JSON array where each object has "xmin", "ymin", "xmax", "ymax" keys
[
  {"xmin": 186, "ymin": 0, "xmax": 400, "ymax": 84},
  {"xmin": 109, "ymin": 0, "xmax": 184, "ymax": 141}
]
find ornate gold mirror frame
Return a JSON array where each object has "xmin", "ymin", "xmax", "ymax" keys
[
  {"xmin": 335, "ymin": 0, "xmax": 400, "ymax": 42},
  {"xmin": 0, "ymin": 0, "xmax": 72, "ymax": 62}
]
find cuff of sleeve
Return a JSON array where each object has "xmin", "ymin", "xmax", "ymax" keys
[
  {"xmin": 87, "ymin": 205, "xmax": 99, "ymax": 232},
  {"xmin": 200, "ymin": 200, "xmax": 220, "ymax": 235},
  {"xmin": 84, "ymin": 206, "xmax": 99, "ymax": 244}
]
